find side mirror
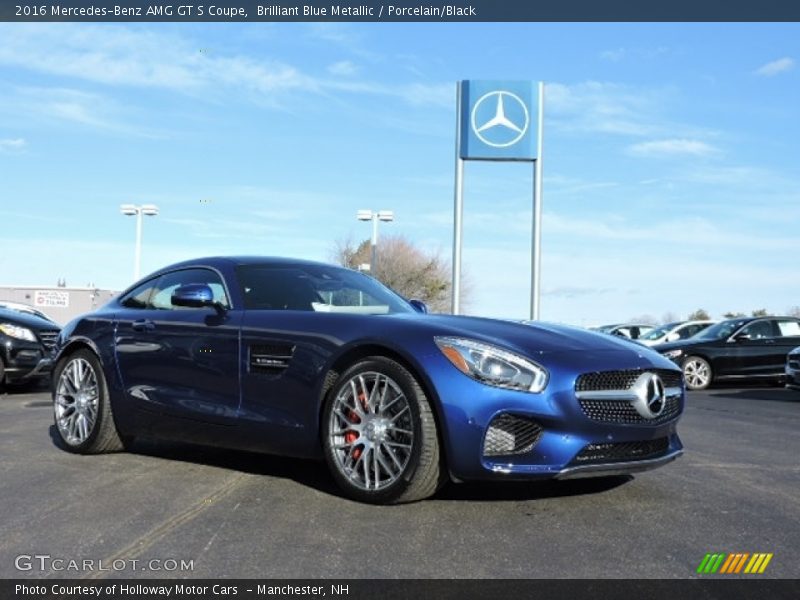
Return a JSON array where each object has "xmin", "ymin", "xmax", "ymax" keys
[
  {"xmin": 731, "ymin": 333, "xmax": 750, "ymax": 343},
  {"xmin": 172, "ymin": 284, "xmax": 215, "ymax": 308},
  {"xmin": 409, "ymin": 299, "xmax": 428, "ymax": 314}
]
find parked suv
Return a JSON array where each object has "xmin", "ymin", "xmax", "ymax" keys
[{"xmin": 0, "ymin": 307, "xmax": 60, "ymax": 387}]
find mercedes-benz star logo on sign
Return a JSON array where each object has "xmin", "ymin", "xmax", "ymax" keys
[
  {"xmin": 471, "ymin": 90, "xmax": 530, "ymax": 148},
  {"xmin": 632, "ymin": 372, "xmax": 666, "ymax": 419}
]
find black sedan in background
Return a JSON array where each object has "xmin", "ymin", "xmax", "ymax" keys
[
  {"xmin": 0, "ymin": 308, "xmax": 60, "ymax": 388},
  {"xmin": 654, "ymin": 317, "xmax": 800, "ymax": 390}
]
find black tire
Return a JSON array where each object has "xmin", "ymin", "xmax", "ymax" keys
[
  {"xmin": 682, "ymin": 355, "xmax": 712, "ymax": 391},
  {"xmin": 321, "ymin": 356, "xmax": 444, "ymax": 504},
  {"xmin": 52, "ymin": 349, "xmax": 125, "ymax": 454}
]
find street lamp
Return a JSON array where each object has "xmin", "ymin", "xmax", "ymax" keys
[
  {"xmin": 356, "ymin": 209, "xmax": 394, "ymax": 273},
  {"xmin": 120, "ymin": 203, "xmax": 159, "ymax": 281}
]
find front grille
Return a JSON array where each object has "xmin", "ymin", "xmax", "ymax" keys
[
  {"xmin": 37, "ymin": 330, "xmax": 59, "ymax": 351},
  {"xmin": 483, "ymin": 414, "xmax": 543, "ymax": 457},
  {"xmin": 571, "ymin": 437, "xmax": 670, "ymax": 465},
  {"xmin": 579, "ymin": 395, "xmax": 681, "ymax": 425},
  {"xmin": 575, "ymin": 369, "xmax": 682, "ymax": 392}
]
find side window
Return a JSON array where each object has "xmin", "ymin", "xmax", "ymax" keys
[
  {"xmin": 776, "ymin": 319, "xmax": 800, "ymax": 337},
  {"xmin": 739, "ymin": 320, "xmax": 776, "ymax": 340},
  {"xmin": 120, "ymin": 278, "xmax": 160, "ymax": 309},
  {"xmin": 150, "ymin": 268, "xmax": 229, "ymax": 311},
  {"xmin": 677, "ymin": 325, "xmax": 695, "ymax": 339}
]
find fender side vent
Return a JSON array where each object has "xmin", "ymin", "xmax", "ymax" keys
[{"xmin": 250, "ymin": 343, "xmax": 295, "ymax": 374}]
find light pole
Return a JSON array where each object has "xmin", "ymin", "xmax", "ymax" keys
[
  {"xmin": 356, "ymin": 209, "xmax": 394, "ymax": 273},
  {"xmin": 120, "ymin": 204, "xmax": 159, "ymax": 281}
]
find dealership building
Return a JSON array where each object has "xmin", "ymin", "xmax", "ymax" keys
[{"xmin": 0, "ymin": 285, "xmax": 118, "ymax": 325}]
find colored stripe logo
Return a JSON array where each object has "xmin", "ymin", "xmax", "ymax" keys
[{"xmin": 696, "ymin": 553, "xmax": 773, "ymax": 574}]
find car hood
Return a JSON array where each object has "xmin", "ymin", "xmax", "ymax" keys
[
  {"xmin": 652, "ymin": 338, "xmax": 715, "ymax": 353},
  {"xmin": 394, "ymin": 314, "xmax": 676, "ymax": 370},
  {"xmin": 0, "ymin": 308, "xmax": 60, "ymax": 332}
]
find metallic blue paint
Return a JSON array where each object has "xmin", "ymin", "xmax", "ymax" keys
[{"xmin": 53, "ymin": 257, "xmax": 684, "ymax": 482}]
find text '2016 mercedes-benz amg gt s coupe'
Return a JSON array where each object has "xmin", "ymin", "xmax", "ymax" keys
[{"xmin": 52, "ymin": 257, "xmax": 684, "ymax": 504}]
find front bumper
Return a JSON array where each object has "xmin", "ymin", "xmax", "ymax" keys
[
  {"xmin": 555, "ymin": 448, "xmax": 683, "ymax": 480},
  {"xmin": 423, "ymin": 351, "xmax": 685, "ymax": 481},
  {"xmin": 1, "ymin": 339, "xmax": 54, "ymax": 382}
]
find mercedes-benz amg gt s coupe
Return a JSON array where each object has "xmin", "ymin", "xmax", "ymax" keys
[{"xmin": 52, "ymin": 257, "xmax": 684, "ymax": 504}]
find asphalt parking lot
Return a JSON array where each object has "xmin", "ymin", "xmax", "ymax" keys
[{"xmin": 1, "ymin": 384, "xmax": 797, "ymax": 579}]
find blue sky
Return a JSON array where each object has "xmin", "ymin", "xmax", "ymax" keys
[{"xmin": 0, "ymin": 22, "xmax": 798, "ymax": 324}]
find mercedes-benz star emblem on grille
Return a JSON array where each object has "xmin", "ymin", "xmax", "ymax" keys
[
  {"xmin": 632, "ymin": 372, "xmax": 666, "ymax": 419},
  {"xmin": 470, "ymin": 90, "xmax": 530, "ymax": 148}
]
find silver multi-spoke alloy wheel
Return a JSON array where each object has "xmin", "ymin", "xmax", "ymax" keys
[
  {"xmin": 55, "ymin": 357, "xmax": 98, "ymax": 445},
  {"xmin": 328, "ymin": 371, "xmax": 414, "ymax": 491},
  {"xmin": 52, "ymin": 349, "xmax": 125, "ymax": 454},
  {"xmin": 322, "ymin": 356, "xmax": 443, "ymax": 504},
  {"xmin": 683, "ymin": 356, "xmax": 711, "ymax": 390}
]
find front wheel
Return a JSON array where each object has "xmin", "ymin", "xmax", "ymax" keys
[
  {"xmin": 683, "ymin": 356, "xmax": 712, "ymax": 391},
  {"xmin": 53, "ymin": 349, "xmax": 125, "ymax": 453},
  {"xmin": 321, "ymin": 356, "xmax": 444, "ymax": 504}
]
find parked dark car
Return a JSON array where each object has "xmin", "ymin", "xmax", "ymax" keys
[
  {"xmin": 0, "ymin": 307, "xmax": 60, "ymax": 387},
  {"xmin": 51, "ymin": 257, "xmax": 684, "ymax": 504},
  {"xmin": 592, "ymin": 323, "xmax": 654, "ymax": 340},
  {"xmin": 654, "ymin": 317, "xmax": 800, "ymax": 390},
  {"xmin": 786, "ymin": 347, "xmax": 800, "ymax": 391}
]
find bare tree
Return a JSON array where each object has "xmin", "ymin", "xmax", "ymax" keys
[
  {"xmin": 723, "ymin": 311, "xmax": 746, "ymax": 318},
  {"xmin": 751, "ymin": 308, "xmax": 769, "ymax": 317},
  {"xmin": 688, "ymin": 308, "xmax": 711, "ymax": 321},
  {"xmin": 788, "ymin": 306, "xmax": 800, "ymax": 318},
  {"xmin": 661, "ymin": 311, "xmax": 680, "ymax": 324},
  {"xmin": 331, "ymin": 234, "xmax": 458, "ymax": 313}
]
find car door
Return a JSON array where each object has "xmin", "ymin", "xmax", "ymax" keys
[
  {"xmin": 114, "ymin": 267, "xmax": 241, "ymax": 425},
  {"xmin": 726, "ymin": 319, "xmax": 782, "ymax": 377}
]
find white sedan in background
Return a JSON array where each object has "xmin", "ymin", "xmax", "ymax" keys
[{"xmin": 637, "ymin": 320, "xmax": 715, "ymax": 347}]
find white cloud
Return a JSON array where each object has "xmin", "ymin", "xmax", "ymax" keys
[
  {"xmin": 600, "ymin": 48, "xmax": 626, "ymax": 62},
  {"xmin": 546, "ymin": 81, "xmax": 668, "ymax": 137},
  {"xmin": 327, "ymin": 60, "xmax": 359, "ymax": 77},
  {"xmin": 0, "ymin": 137, "xmax": 26, "ymax": 152},
  {"xmin": 628, "ymin": 138, "xmax": 719, "ymax": 157},
  {"xmin": 0, "ymin": 24, "xmax": 448, "ymax": 112},
  {"xmin": 754, "ymin": 57, "xmax": 795, "ymax": 77}
]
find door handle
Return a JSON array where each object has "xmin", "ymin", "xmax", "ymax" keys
[{"xmin": 132, "ymin": 319, "xmax": 156, "ymax": 332}]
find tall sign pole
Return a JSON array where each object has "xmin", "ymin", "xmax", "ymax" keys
[
  {"xmin": 452, "ymin": 82, "xmax": 465, "ymax": 315},
  {"xmin": 452, "ymin": 80, "xmax": 544, "ymax": 319},
  {"xmin": 531, "ymin": 81, "xmax": 545, "ymax": 320}
]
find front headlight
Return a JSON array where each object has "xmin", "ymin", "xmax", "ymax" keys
[
  {"xmin": 662, "ymin": 349, "xmax": 683, "ymax": 360},
  {"xmin": 434, "ymin": 336, "xmax": 548, "ymax": 393},
  {"xmin": 0, "ymin": 323, "xmax": 37, "ymax": 342}
]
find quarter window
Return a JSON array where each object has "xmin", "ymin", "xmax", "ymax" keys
[
  {"xmin": 776, "ymin": 319, "xmax": 800, "ymax": 337},
  {"xmin": 120, "ymin": 278, "xmax": 160, "ymax": 309}
]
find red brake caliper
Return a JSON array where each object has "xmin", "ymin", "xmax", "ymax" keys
[{"xmin": 346, "ymin": 391, "xmax": 369, "ymax": 461}]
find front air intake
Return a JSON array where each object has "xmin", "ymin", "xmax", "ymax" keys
[{"xmin": 483, "ymin": 414, "xmax": 543, "ymax": 457}]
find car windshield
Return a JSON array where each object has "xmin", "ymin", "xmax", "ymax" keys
[
  {"xmin": 237, "ymin": 264, "xmax": 414, "ymax": 315},
  {"xmin": 693, "ymin": 319, "xmax": 750, "ymax": 341},
  {"xmin": 639, "ymin": 322, "xmax": 681, "ymax": 341}
]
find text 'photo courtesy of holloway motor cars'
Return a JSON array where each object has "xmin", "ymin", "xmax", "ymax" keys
[{"xmin": 51, "ymin": 257, "xmax": 684, "ymax": 504}]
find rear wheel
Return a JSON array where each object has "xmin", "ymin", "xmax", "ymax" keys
[
  {"xmin": 321, "ymin": 356, "xmax": 444, "ymax": 504},
  {"xmin": 683, "ymin": 356, "xmax": 712, "ymax": 390},
  {"xmin": 53, "ymin": 349, "xmax": 125, "ymax": 453}
]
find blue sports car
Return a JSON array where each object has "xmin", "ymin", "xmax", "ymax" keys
[{"xmin": 52, "ymin": 256, "xmax": 684, "ymax": 504}]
